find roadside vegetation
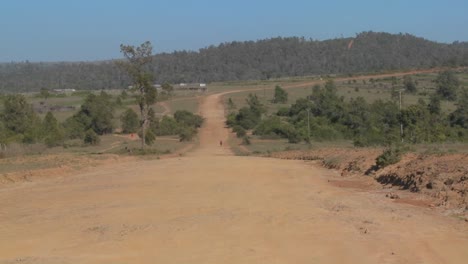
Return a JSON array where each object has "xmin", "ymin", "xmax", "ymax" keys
[
  {"xmin": 226, "ymin": 70, "xmax": 468, "ymax": 150},
  {"xmin": 0, "ymin": 89, "xmax": 203, "ymax": 157}
]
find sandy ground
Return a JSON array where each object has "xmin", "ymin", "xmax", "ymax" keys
[{"xmin": 1, "ymin": 82, "xmax": 468, "ymax": 263}]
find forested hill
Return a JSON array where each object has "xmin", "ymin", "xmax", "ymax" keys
[{"xmin": 1, "ymin": 32, "xmax": 468, "ymax": 92}]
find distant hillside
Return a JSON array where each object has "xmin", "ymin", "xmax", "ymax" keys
[{"xmin": 1, "ymin": 32, "xmax": 467, "ymax": 92}]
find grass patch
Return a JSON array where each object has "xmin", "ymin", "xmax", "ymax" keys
[
  {"xmin": 165, "ymin": 97, "xmax": 200, "ymax": 114},
  {"xmin": 415, "ymin": 142, "xmax": 468, "ymax": 154},
  {"xmin": 241, "ymin": 136, "xmax": 352, "ymax": 155}
]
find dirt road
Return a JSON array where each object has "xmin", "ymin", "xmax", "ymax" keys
[{"xmin": 1, "ymin": 86, "xmax": 468, "ymax": 263}]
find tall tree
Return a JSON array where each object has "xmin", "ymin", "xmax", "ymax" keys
[{"xmin": 118, "ymin": 41, "xmax": 156, "ymax": 149}]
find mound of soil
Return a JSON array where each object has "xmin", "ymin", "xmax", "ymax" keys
[
  {"xmin": 377, "ymin": 153, "xmax": 468, "ymax": 210},
  {"xmin": 269, "ymin": 148, "xmax": 468, "ymax": 211}
]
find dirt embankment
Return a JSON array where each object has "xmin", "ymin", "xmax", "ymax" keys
[{"xmin": 269, "ymin": 148, "xmax": 468, "ymax": 211}]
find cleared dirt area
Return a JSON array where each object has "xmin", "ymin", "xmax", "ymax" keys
[{"xmin": 1, "ymin": 77, "xmax": 468, "ymax": 263}]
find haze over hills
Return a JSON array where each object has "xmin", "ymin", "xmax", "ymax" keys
[{"xmin": 1, "ymin": 31, "xmax": 467, "ymax": 93}]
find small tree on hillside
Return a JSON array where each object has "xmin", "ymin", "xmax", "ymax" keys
[
  {"xmin": 435, "ymin": 71, "xmax": 460, "ymax": 101},
  {"xmin": 118, "ymin": 41, "xmax": 157, "ymax": 149},
  {"xmin": 428, "ymin": 94, "xmax": 441, "ymax": 115},
  {"xmin": 403, "ymin": 76, "xmax": 417, "ymax": 94},
  {"xmin": 273, "ymin": 85, "xmax": 288, "ymax": 103}
]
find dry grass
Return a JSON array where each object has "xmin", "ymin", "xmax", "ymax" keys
[{"xmin": 165, "ymin": 97, "xmax": 200, "ymax": 114}]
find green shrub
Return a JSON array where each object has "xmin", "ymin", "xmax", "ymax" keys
[
  {"xmin": 68, "ymin": 93, "xmax": 115, "ymax": 135},
  {"xmin": 277, "ymin": 107, "xmax": 290, "ymax": 116},
  {"xmin": 375, "ymin": 146, "xmax": 403, "ymax": 168},
  {"xmin": 63, "ymin": 117, "xmax": 86, "ymax": 139},
  {"xmin": 225, "ymin": 112, "xmax": 237, "ymax": 127},
  {"xmin": 232, "ymin": 125, "xmax": 246, "ymax": 138},
  {"xmin": 120, "ymin": 108, "xmax": 139, "ymax": 133},
  {"xmin": 84, "ymin": 129, "xmax": 100, "ymax": 145},
  {"xmin": 179, "ymin": 126, "xmax": 196, "ymax": 142},
  {"xmin": 236, "ymin": 107, "xmax": 260, "ymax": 129},
  {"xmin": 273, "ymin": 85, "xmax": 288, "ymax": 103},
  {"xmin": 157, "ymin": 116, "xmax": 180, "ymax": 136},
  {"xmin": 174, "ymin": 110, "xmax": 203, "ymax": 128},
  {"xmin": 286, "ymin": 127, "xmax": 301, "ymax": 143},
  {"xmin": 145, "ymin": 130, "xmax": 156, "ymax": 145},
  {"xmin": 42, "ymin": 113, "xmax": 65, "ymax": 147}
]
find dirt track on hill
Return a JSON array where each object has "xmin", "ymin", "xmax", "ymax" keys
[{"xmin": 1, "ymin": 73, "xmax": 468, "ymax": 263}]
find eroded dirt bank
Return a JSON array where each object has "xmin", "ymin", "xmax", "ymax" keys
[{"xmin": 270, "ymin": 148, "xmax": 468, "ymax": 212}]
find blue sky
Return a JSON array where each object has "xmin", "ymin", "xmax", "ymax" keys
[{"xmin": 1, "ymin": 0, "xmax": 467, "ymax": 62}]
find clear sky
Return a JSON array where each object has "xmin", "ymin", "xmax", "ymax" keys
[{"xmin": 1, "ymin": 0, "xmax": 467, "ymax": 62}]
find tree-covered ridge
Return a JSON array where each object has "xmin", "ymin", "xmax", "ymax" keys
[{"xmin": 1, "ymin": 32, "xmax": 468, "ymax": 92}]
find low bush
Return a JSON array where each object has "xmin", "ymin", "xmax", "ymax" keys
[
  {"xmin": 179, "ymin": 127, "xmax": 196, "ymax": 142},
  {"xmin": 375, "ymin": 146, "xmax": 403, "ymax": 168}
]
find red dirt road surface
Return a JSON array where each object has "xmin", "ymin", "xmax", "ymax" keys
[{"xmin": 1, "ymin": 86, "xmax": 468, "ymax": 263}]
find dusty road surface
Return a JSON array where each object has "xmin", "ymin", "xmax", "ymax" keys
[{"xmin": 1, "ymin": 89, "xmax": 468, "ymax": 263}]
